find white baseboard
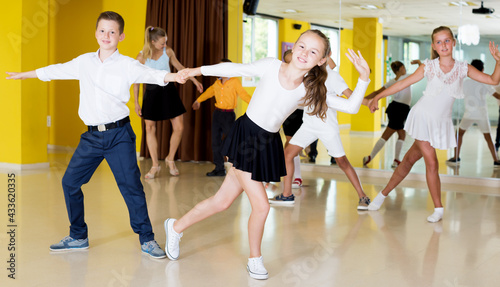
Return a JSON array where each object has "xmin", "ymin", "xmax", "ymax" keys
[{"xmin": 0, "ymin": 162, "xmax": 50, "ymax": 171}]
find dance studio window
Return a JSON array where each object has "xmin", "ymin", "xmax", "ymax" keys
[
  {"xmin": 242, "ymin": 15, "xmax": 278, "ymax": 86},
  {"xmin": 403, "ymin": 41, "xmax": 420, "ymax": 74}
]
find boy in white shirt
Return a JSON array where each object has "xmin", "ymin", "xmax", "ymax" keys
[{"xmin": 7, "ymin": 11, "xmax": 184, "ymax": 258}]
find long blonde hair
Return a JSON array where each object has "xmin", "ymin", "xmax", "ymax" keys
[
  {"xmin": 299, "ymin": 30, "xmax": 331, "ymax": 121},
  {"xmin": 431, "ymin": 26, "xmax": 454, "ymax": 60},
  {"xmin": 142, "ymin": 26, "xmax": 167, "ymax": 59}
]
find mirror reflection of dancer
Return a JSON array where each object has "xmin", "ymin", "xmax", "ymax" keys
[
  {"xmin": 133, "ymin": 26, "xmax": 203, "ymax": 178},
  {"xmin": 363, "ymin": 61, "xmax": 414, "ymax": 168},
  {"xmin": 270, "ymin": 50, "xmax": 371, "ymax": 210},
  {"xmin": 446, "ymin": 59, "xmax": 500, "ymax": 167},
  {"xmin": 163, "ymin": 30, "xmax": 363, "ymax": 280},
  {"xmin": 367, "ymin": 26, "xmax": 500, "ymax": 222}
]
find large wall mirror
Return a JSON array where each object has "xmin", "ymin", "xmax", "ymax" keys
[{"xmin": 245, "ymin": 0, "xmax": 500, "ymax": 179}]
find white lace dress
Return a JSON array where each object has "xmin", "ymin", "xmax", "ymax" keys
[{"xmin": 404, "ymin": 58, "xmax": 468, "ymax": 149}]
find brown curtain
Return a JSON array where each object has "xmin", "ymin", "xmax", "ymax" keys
[{"xmin": 141, "ymin": 0, "xmax": 228, "ymax": 161}]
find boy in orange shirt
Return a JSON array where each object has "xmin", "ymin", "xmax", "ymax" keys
[{"xmin": 192, "ymin": 59, "xmax": 251, "ymax": 176}]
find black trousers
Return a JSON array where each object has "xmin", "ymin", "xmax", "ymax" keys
[{"xmin": 212, "ymin": 109, "xmax": 236, "ymax": 171}]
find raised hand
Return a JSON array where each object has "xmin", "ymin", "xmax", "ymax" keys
[
  {"xmin": 345, "ymin": 49, "xmax": 370, "ymax": 81},
  {"xmin": 489, "ymin": 41, "xmax": 500, "ymax": 62}
]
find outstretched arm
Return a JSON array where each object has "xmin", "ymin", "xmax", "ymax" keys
[
  {"xmin": 166, "ymin": 48, "xmax": 203, "ymax": 93},
  {"xmin": 368, "ymin": 64, "xmax": 424, "ymax": 112},
  {"xmin": 6, "ymin": 71, "xmax": 38, "ymax": 80},
  {"xmin": 365, "ymin": 86, "xmax": 386, "ymax": 100}
]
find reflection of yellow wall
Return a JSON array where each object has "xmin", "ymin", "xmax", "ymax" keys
[{"xmin": 1, "ymin": 0, "xmax": 49, "ymax": 165}]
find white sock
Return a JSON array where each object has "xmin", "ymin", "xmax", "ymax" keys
[
  {"xmin": 395, "ymin": 139, "xmax": 404, "ymax": 161},
  {"xmin": 293, "ymin": 155, "xmax": 301, "ymax": 179},
  {"xmin": 427, "ymin": 207, "xmax": 444, "ymax": 223},
  {"xmin": 370, "ymin": 138, "xmax": 387, "ymax": 158},
  {"xmin": 368, "ymin": 192, "xmax": 387, "ymax": 210}
]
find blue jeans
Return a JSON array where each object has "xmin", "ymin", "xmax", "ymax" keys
[{"xmin": 61, "ymin": 123, "xmax": 154, "ymax": 244}]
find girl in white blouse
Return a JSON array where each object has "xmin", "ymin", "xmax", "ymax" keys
[{"xmin": 368, "ymin": 26, "xmax": 500, "ymax": 223}]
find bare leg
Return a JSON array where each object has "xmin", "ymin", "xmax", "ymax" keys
[
  {"xmin": 335, "ymin": 156, "xmax": 366, "ymax": 198},
  {"xmin": 381, "ymin": 127, "xmax": 397, "ymax": 141},
  {"xmin": 283, "ymin": 144, "xmax": 303, "ymax": 197},
  {"xmin": 416, "ymin": 140, "xmax": 442, "ymax": 208},
  {"xmin": 483, "ymin": 133, "xmax": 500, "ymax": 161},
  {"xmin": 396, "ymin": 129, "xmax": 406, "ymax": 141},
  {"xmin": 380, "ymin": 142, "xmax": 423, "ymax": 196},
  {"xmin": 144, "ymin": 120, "xmax": 161, "ymax": 178},
  {"xmin": 452, "ymin": 129, "xmax": 466, "ymax": 160},
  {"xmin": 173, "ymin": 167, "xmax": 244, "ymax": 233},
  {"xmin": 145, "ymin": 120, "xmax": 159, "ymax": 167},
  {"xmin": 166, "ymin": 114, "xmax": 184, "ymax": 161},
  {"xmin": 166, "ymin": 115, "xmax": 184, "ymax": 175},
  {"xmin": 233, "ymin": 169, "xmax": 271, "ymax": 258}
]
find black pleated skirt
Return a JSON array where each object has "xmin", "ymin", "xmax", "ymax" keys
[
  {"xmin": 222, "ymin": 114, "xmax": 286, "ymax": 182},
  {"xmin": 142, "ymin": 84, "xmax": 186, "ymax": 121}
]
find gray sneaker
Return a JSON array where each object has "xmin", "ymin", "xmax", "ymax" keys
[
  {"xmin": 49, "ymin": 236, "xmax": 89, "ymax": 251},
  {"xmin": 141, "ymin": 240, "xmax": 166, "ymax": 259},
  {"xmin": 357, "ymin": 197, "xmax": 371, "ymax": 211}
]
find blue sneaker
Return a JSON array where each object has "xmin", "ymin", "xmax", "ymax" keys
[
  {"xmin": 269, "ymin": 193, "xmax": 295, "ymax": 205},
  {"xmin": 49, "ymin": 236, "xmax": 89, "ymax": 251},
  {"xmin": 141, "ymin": 240, "xmax": 166, "ymax": 259}
]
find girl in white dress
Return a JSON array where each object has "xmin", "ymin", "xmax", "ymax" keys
[
  {"xmin": 367, "ymin": 26, "xmax": 500, "ymax": 222},
  {"xmin": 163, "ymin": 30, "xmax": 369, "ymax": 280}
]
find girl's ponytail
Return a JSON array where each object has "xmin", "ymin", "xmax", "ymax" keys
[{"xmin": 141, "ymin": 26, "xmax": 167, "ymax": 59}]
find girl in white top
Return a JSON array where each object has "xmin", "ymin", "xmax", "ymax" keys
[
  {"xmin": 363, "ymin": 61, "xmax": 414, "ymax": 168},
  {"xmin": 133, "ymin": 27, "xmax": 203, "ymax": 179},
  {"xmin": 367, "ymin": 26, "xmax": 500, "ymax": 223},
  {"xmin": 163, "ymin": 30, "xmax": 368, "ymax": 280}
]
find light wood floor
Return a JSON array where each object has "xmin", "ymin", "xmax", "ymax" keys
[{"xmin": 1, "ymin": 140, "xmax": 500, "ymax": 286}]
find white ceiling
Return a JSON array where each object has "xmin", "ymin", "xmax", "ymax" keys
[{"xmin": 255, "ymin": 0, "xmax": 500, "ymax": 37}]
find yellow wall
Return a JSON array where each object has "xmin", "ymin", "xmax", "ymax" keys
[
  {"xmin": 351, "ymin": 18, "xmax": 383, "ymax": 132},
  {"xmin": 1, "ymin": 0, "xmax": 49, "ymax": 165},
  {"xmin": 1, "ymin": 1, "xmax": 23, "ymax": 164},
  {"xmin": 337, "ymin": 29, "xmax": 355, "ymax": 126},
  {"xmin": 48, "ymin": 0, "xmax": 147, "ymax": 150},
  {"xmin": 227, "ymin": 0, "xmax": 247, "ymax": 118},
  {"xmin": 278, "ymin": 18, "xmax": 311, "ymax": 57}
]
